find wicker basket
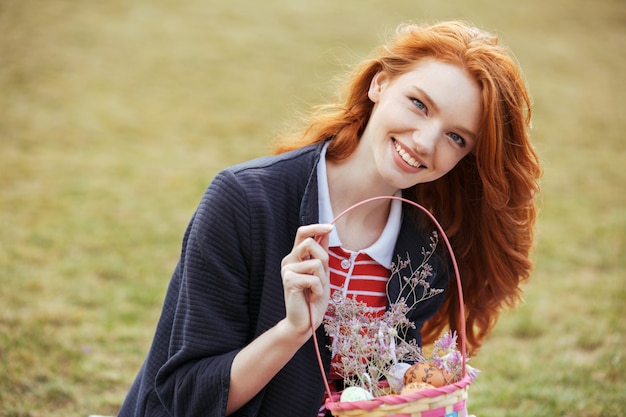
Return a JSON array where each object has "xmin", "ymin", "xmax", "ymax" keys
[
  {"xmin": 326, "ymin": 374, "xmax": 471, "ymax": 417},
  {"xmin": 311, "ymin": 196, "xmax": 473, "ymax": 417}
]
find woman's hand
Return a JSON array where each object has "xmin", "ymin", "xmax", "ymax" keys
[{"xmin": 280, "ymin": 223, "xmax": 333, "ymax": 339}]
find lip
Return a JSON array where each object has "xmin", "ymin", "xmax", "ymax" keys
[{"xmin": 391, "ymin": 139, "xmax": 426, "ymax": 173}]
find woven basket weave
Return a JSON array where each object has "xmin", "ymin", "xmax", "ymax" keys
[
  {"xmin": 311, "ymin": 196, "xmax": 473, "ymax": 417},
  {"xmin": 326, "ymin": 374, "xmax": 471, "ymax": 417}
]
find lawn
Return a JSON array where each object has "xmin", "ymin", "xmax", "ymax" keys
[{"xmin": 0, "ymin": 0, "xmax": 624, "ymax": 416}]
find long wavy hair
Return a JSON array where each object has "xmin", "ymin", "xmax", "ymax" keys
[{"xmin": 273, "ymin": 21, "xmax": 542, "ymax": 354}]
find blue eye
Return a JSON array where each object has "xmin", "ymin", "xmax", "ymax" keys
[
  {"xmin": 411, "ymin": 98, "xmax": 427, "ymax": 113},
  {"xmin": 448, "ymin": 132, "xmax": 466, "ymax": 147}
]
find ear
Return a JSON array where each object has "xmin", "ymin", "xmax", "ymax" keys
[{"xmin": 368, "ymin": 71, "xmax": 389, "ymax": 103}]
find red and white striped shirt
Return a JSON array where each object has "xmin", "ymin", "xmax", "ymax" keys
[{"xmin": 327, "ymin": 247, "xmax": 389, "ymax": 316}]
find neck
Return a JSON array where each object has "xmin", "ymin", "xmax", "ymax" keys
[
  {"xmin": 326, "ymin": 151, "xmax": 398, "ymax": 211},
  {"xmin": 325, "ymin": 155, "xmax": 398, "ymax": 251}
]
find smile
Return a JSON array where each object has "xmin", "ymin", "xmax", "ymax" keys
[{"xmin": 394, "ymin": 140, "xmax": 422, "ymax": 169}]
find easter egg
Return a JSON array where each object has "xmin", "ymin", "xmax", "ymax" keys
[
  {"xmin": 403, "ymin": 362, "xmax": 453, "ymax": 388},
  {"xmin": 400, "ymin": 382, "xmax": 435, "ymax": 395},
  {"xmin": 387, "ymin": 362, "xmax": 412, "ymax": 394},
  {"xmin": 340, "ymin": 386, "xmax": 374, "ymax": 402}
]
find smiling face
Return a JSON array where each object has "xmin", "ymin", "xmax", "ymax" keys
[{"xmin": 360, "ymin": 58, "xmax": 482, "ymax": 191}]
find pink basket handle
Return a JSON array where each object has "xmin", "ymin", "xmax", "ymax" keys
[{"xmin": 310, "ymin": 195, "xmax": 467, "ymax": 401}]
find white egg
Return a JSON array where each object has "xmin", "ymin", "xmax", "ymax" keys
[{"xmin": 340, "ymin": 386, "xmax": 374, "ymax": 402}]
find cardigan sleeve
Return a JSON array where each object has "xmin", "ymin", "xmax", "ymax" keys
[{"xmin": 154, "ymin": 169, "xmax": 264, "ymax": 417}]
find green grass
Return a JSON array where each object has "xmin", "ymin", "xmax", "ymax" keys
[{"xmin": 1, "ymin": 0, "xmax": 624, "ymax": 416}]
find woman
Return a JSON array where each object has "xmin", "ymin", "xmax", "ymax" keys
[{"xmin": 119, "ymin": 21, "xmax": 541, "ymax": 417}]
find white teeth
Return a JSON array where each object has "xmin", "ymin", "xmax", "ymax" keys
[{"xmin": 394, "ymin": 141, "xmax": 421, "ymax": 168}]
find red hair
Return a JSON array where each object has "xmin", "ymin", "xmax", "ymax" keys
[{"xmin": 274, "ymin": 21, "xmax": 542, "ymax": 355}]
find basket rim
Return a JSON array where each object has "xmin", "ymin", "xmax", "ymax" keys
[{"xmin": 325, "ymin": 373, "xmax": 472, "ymax": 411}]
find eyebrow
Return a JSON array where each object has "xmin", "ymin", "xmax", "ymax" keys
[
  {"xmin": 411, "ymin": 86, "xmax": 478, "ymax": 141},
  {"xmin": 412, "ymin": 86, "xmax": 439, "ymax": 113}
]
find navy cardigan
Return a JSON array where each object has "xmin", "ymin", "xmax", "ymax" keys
[{"xmin": 118, "ymin": 142, "xmax": 450, "ymax": 417}]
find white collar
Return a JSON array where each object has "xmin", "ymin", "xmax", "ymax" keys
[{"xmin": 317, "ymin": 143, "xmax": 402, "ymax": 267}]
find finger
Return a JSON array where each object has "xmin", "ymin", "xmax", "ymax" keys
[
  {"xmin": 299, "ymin": 237, "xmax": 330, "ymax": 263},
  {"xmin": 282, "ymin": 258, "xmax": 327, "ymax": 289},
  {"xmin": 282, "ymin": 227, "xmax": 332, "ymax": 268},
  {"xmin": 292, "ymin": 223, "xmax": 333, "ymax": 248},
  {"xmin": 284, "ymin": 272, "xmax": 323, "ymax": 299},
  {"xmin": 282, "ymin": 266, "xmax": 328, "ymax": 319}
]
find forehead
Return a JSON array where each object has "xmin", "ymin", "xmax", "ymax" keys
[{"xmin": 392, "ymin": 59, "xmax": 478, "ymax": 93}]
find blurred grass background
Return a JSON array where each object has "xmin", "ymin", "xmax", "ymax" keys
[{"xmin": 0, "ymin": 0, "xmax": 624, "ymax": 416}]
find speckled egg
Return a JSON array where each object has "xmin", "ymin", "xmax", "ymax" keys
[
  {"xmin": 400, "ymin": 382, "xmax": 435, "ymax": 395},
  {"xmin": 403, "ymin": 362, "xmax": 453, "ymax": 388}
]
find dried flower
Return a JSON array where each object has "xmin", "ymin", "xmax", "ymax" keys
[{"xmin": 325, "ymin": 295, "xmax": 425, "ymax": 396}]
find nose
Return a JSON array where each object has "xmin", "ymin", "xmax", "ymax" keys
[{"xmin": 412, "ymin": 122, "xmax": 440, "ymax": 155}]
